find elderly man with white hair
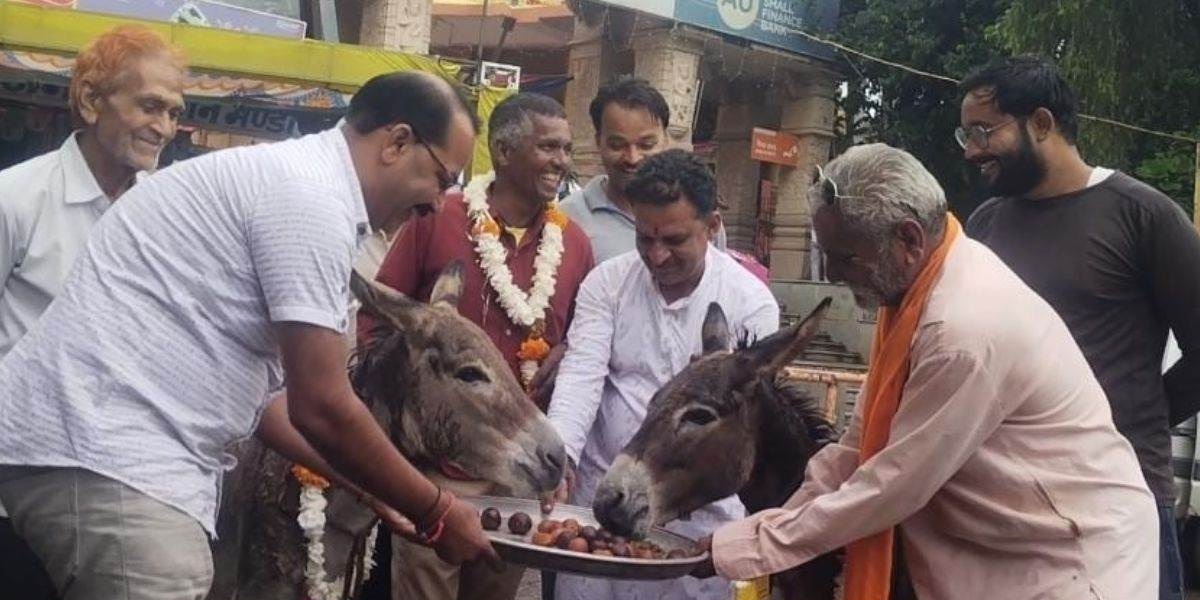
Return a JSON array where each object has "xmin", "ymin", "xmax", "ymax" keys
[{"xmin": 693, "ymin": 143, "xmax": 1159, "ymax": 599}]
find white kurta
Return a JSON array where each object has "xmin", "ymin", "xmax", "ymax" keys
[{"xmin": 548, "ymin": 245, "xmax": 780, "ymax": 600}]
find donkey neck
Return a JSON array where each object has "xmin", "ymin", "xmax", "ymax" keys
[{"xmin": 739, "ymin": 379, "xmax": 824, "ymax": 513}]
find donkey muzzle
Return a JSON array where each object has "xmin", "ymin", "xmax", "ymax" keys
[{"xmin": 593, "ymin": 454, "xmax": 653, "ymax": 538}]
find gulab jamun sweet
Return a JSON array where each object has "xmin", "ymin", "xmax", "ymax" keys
[
  {"xmin": 480, "ymin": 507, "xmax": 502, "ymax": 531},
  {"xmin": 567, "ymin": 537, "xmax": 590, "ymax": 553},
  {"xmin": 537, "ymin": 519, "xmax": 561, "ymax": 534},
  {"xmin": 508, "ymin": 511, "xmax": 533, "ymax": 535},
  {"xmin": 555, "ymin": 533, "xmax": 576, "ymax": 549},
  {"xmin": 531, "ymin": 531, "xmax": 556, "ymax": 546},
  {"xmin": 610, "ymin": 541, "xmax": 631, "ymax": 557},
  {"xmin": 579, "ymin": 525, "xmax": 598, "ymax": 541}
]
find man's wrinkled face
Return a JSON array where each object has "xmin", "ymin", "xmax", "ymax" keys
[
  {"xmin": 597, "ymin": 104, "xmax": 667, "ymax": 196},
  {"xmin": 813, "ymin": 206, "xmax": 909, "ymax": 310},
  {"xmin": 83, "ymin": 53, "xmax": 186, "ymax": 172},
  {"xmin": 633, "ymin": 197, "xmax": 717, "ymax": 293},
  {"xmin": 502, "ymin": 114, "xmax": 573, "ymax": 204},
  {"xmin": 960, "ymin": 90, "xmax": 1047, "ymax": 197}
]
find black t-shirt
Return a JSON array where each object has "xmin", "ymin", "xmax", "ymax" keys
[{"xmin": 967, "ymin": 171, "xmax": 1200, "ymax": 501}]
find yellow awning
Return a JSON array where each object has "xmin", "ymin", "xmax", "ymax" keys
[{"xmin": 0, "ymin": 0, "xmax": 460, "ymax": 91}]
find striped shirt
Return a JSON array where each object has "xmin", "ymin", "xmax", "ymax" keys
[{"xmin": 0, "ymin": 128, "xmax": 368, "ymax": 535}]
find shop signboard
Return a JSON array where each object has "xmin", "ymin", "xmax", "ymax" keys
[
  {"xmin": 750, "ymin": 127, "xmax": 801, "ymax": 167},
  {"xmin": 0, "ymin": 79, "xmax": 307, "ymax": 138},
  {"xmin": 75, "ymin": 0, "xmax": 307, "ymax": 39},
  {"xmin": 591, "ymin": 0, "xmax": 839, "ymax": 61}
]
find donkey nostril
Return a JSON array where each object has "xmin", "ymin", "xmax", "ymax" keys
[{"xmin": 543, "ymin": 448, "xmax": 563, "ymax": 471}]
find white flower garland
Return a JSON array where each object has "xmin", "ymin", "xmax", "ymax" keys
[
  {"xmin": 297, "ymin": 483, "xmax": 379, "ymax": 600},
  {"xmin": 464, "ymin": 172, "xmax": 566, "ymax": 386}
]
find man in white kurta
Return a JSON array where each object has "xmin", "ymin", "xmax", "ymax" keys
[{"xmin": 547, "ymin": 150, "xmax": 779, "ymax": 600}]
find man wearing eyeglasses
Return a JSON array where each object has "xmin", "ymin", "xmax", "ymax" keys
[
  {"xmin": 0, "ymin": 72, "xmax": 501, "ymax": 599},
  {"xmin": 365, "ymin": 92, "xmax": 593, "ymax": 600},
  {"xmin": 961, "ymin": 55, "xmax": 1200, "ymax": 600}
]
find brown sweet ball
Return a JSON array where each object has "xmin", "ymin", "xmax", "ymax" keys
[
  {"xmin": 610, "ymin": 541, "xmax": 631, "ymax": 557},
  {"xmin": 508, "ymin": 512, "xmax": 533, "ymax": 535},
  {"xmin": 597, "ymin": 529, "xmax": 614, "ymax": 543},
  {"xmin": 554, "ymin": 529, "xmax": 578, "ymax": 549},
  {"xmin": 537, "ymin": 519, "xmax": 561, "ymax": 534},
  {"xmin": 611, "ymin": 535, "xmax": 628, "ymax": 547},
  {"xmin": 666, "ymin": 549, "xmax": 688, "ymax": 559},
  {"xmin": 568, "ymin": 537, "xmax": 590, "ymax": 553},
  {"xmin": 633, "ymin": 547, "xmax": 656, "ymax": 560},
  {"xmin": 531, "ymin": 531, "xmax": 556, "ymax": 547},
  {"xmin": 589, "ymin": 538, "xmax": 610, "ymax": 552},
  {"xmin": 592, "ymin": 549, "xmax": 614, "ymax": 557},
  {"xmin": 480, "ymin": 507, "xmax": 502, "ymax": 531},
  {"xmin": 579, "ymin": 525, "xmax": 598, "ymax": 541},
  {"xmin": 562, "ymin": 518, "xmax": 581, "ymax": 531}
]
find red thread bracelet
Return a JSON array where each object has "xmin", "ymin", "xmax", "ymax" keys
[{"xmin": 418, "ymin": 493, "xmax": 456, "ymax": 545}]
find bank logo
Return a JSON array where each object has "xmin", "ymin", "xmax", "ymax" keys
[{"xmin": 717, "ymin": 0, "xmax": 760, "ymax": 31}]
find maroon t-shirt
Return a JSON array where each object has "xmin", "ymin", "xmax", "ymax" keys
[{"xmin": 361, "ymin": 192, "xmax": 594, "ymax": 391}]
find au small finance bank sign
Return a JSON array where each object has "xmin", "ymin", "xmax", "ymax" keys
[{"xmin": 593, "ymin": 0, "xmax": 839, "ymax": 61}]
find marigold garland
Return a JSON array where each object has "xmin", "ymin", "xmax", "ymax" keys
[
  {"xmin": 464, "ymin": 171, "xmax": 568, "ymax": 389},
  {"xmin": 292, "ymin": 465, "xmax": 378, "ymax": 600},
  {"xmin": 517, "ymin": 335, "xmax": 551, "ymax": 362},
  {"xmin": 292, "ymin": 464, "xmax": 330, "ymax": 490}
]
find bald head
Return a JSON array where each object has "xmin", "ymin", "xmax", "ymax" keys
[{"xmin": 347, "ymin": 71, "xmax": 478, "ymax": 144}]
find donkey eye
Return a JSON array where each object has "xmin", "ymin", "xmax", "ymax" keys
[
  {"xmin": 454, "ymin": 365, "xmax": 490, "ymax": 384},
  {"xmin": 680, "ymin": 407, "xmax": 717, "ymax": 427}
]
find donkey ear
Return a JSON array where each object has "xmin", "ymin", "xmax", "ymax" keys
[
  {"xmin": 701, "ymin": 302, "xmax": 732, "ymax": 354},
  {"xmin": 742, "ymin": 297, "xmax": 832, "ymax": 376},
  {"xmin": 350, "ymin": 269, "xmax": 419, "ymax": 328},
  {"xmin": 429, "ymin": 260, "xmax": 464, "ymax": 308}
]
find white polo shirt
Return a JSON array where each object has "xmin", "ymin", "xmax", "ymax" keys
[
  {"xmin": 0, "ymin": 132, "xmax": 112, "ymax": 358},
  {"xmin": 0, "ymin": 128, "xmax": 369, "ymax": 534}
]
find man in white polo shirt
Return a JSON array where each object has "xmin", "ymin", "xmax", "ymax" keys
[{"xmin": 0, "ymin": 71, "xmax": 497, "ymax": 599}]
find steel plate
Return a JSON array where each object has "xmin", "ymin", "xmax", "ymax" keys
[{"xmin": 462, "ymin": 495, "xmax": 707, "ymax": 580}]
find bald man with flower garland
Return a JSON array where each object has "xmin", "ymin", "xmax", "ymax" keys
[{"xmin": 364, "ymin": 93, "xmax": 592, "ymax": 600}]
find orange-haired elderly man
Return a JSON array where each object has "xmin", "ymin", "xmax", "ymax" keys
[
  {"xmin": 0, "ymin": 23, "xmax": 185, "ymax": 599},
  {"xmin": 0, "ymin": 23, "xmax": 186, "ymax": 357}
]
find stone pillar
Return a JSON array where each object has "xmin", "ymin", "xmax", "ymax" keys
[
  {"xmin": 770, "ymin": 69, "xmax": 837, "ymax": 280},
  {"xmin": 632, "ymin": 28, "xmax": 704, "ymax": 151},
  {"xmin": 712, "ymin": 98, "xmax": 761, "ymax": 251},
  {"xmin": 359, "ymin": 0, "xmax": 430, "ymax": 53},
  {"xmin": 562, "ymin": 14, "xmax": 613, "ymax": 179}
]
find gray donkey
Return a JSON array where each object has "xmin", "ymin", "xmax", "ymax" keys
[
  {"xmin": 207, "ymin": 262, "xmax": 565, "ymax": 599},
  {"xmin": 594, "ymin": 299, "xmax": 914, "ymax": 600}
]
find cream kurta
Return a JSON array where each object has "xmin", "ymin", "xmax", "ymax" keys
[{"xmin": 713, "ymin": 238, "xmax": 1158, "ymax": 599}]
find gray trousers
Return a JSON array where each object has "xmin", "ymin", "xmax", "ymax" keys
[{"xmin": 0, "ymin": 467, "xmax": 213, "ymax": 600}]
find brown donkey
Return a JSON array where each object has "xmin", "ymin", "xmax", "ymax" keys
[
  {"xmin": 207, "ymin": 262, "xmax": 565, "ymax": 600},
  {"xmin": 592, "ymin": 299, "xmax": 848, "ymax": 599}
]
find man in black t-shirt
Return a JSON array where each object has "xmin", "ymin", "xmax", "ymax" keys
[{"xmin": 961, "ymin": 55, "xmax": 1200, "ymax": 600}]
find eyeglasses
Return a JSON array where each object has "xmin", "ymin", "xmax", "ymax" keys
[
  {"xmin": 411, "ymin": 131, "xmax": 459, "ymax": 193},
  {"xmin": 954, "ymin": 119, "xmax": 1016, "ymax": 150}
]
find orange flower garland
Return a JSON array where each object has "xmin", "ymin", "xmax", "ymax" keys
[
  {"xmin": 545, "ymin": 205, "xmax": 569, "ymax": 229},
  {"xmin": 291, "ymin": 464, "xmax": 330, "ymax": 490},
  {"xmin": 517, "ymin": 335, "xmax": 551, "ymax": 362}
]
